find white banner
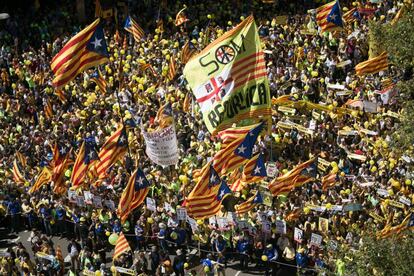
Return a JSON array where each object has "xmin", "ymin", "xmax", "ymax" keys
[{"xmin": 143, "ymin": 125, "xmax": 179, "ymax": 166}]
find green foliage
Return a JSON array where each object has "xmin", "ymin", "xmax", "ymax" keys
[
  {"xmin": 370, "ymin": 9, "xmax": 414, "ymax": 151},
  {"xmin": 335, "ymin": 231, "xmax": 414, "ymax": 276}
]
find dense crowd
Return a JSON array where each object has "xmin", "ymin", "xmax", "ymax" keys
[{"xmin": 0, "ymin": 0, "xmax": 413, "ymax": 275}]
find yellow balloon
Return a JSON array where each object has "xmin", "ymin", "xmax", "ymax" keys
[
  {"xmin": 325, "ymin": 203, "xmax": 332, "ymax": 209},
  {"xmin": 261, "ymin": 255, "xmax": 268, "ymax": 262},
  {"xmin": 303, "ymin": 207, "xmax": 310, "ymax": 214},
  {"xmin": 147, "ymin": 217, "xmax": 154, "ymax": 224},
  {"xmin": 120, "ymin": 49, "xmax": 125, "ymax": 55}
]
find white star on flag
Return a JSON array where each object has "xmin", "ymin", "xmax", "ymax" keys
[
  {"xmin": 219, "ymin": 190, "xmax": 225, "ymax": 199},
  {"xmin": 254, "ymin": 166, "xmax": 262, "ymax": 175},
  {"xmin": 119, "ymin": 136, "xmax": 125, "ymax": 143},
  {"xmin": 329, "ymin": 13, "xmax": 337, "ymax": 20},
  {"xmin": 210, "ymin": 174, "xmax": 216, "ymax": 183},
  {"xmin": 238, "ymin": 145, "xmax": 246, "ymax": 154},
  {"xmin": 136, "ymin": 176, "xmax": 144, "ymax": 186},
  {"xmin": 88, "ymin": 151, "xmax": 95, "ymax": 159},
  {"xmin": 91, "ymin": 37, "xmax": 102, "ymax": 49}
]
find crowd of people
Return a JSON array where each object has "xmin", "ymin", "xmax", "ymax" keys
[{"xmin": 0, "ymin": 0, "xmax": 413, "ymax": 275}]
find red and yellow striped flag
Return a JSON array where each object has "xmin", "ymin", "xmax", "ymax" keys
[
  {"xmin": 51, "ymin": 18, "xmax": 108, "ymax": 89},
  {"xmin": 117, "ymin": 168, "xmax": 150, "ymax": 223},
  {"xmin": 113, "ymin": 232, "xmax": 131, "ymax": 260},
  {"xmin": 44, "ymin": 99, "xmax": 53, "ymax": 119},
  {"xmin": 95, "ymin": 126, "xmax": 128, "ymax": 179},
  {"xmin": 183, "ymin": 92, "xmax": 191, "ymax": 113},
  {"xmin": 52, "ymin": 150, "xmax": 72, "ymax": 195},
  {"xmin": 167, "ymin": 56, "xmax": 177, "ymax": 81},
  {"xmin": 16, "ymin": 151, "xmax": 27, "ymax": 168},
  {"xmin": 12, "ymin": 159, "xmax": 26, "ymax": 184},
  {"xmin": 181, "ymin": 41, "xmax": 196, "ymax": 65},
  {"xmin": 124, "ymin": 16, "xmax": 145, "ymax": 42},
  {"xmin": 316, "ymin": 1, "xmax": 343, "ymax": 33},
  {"xmin": 70, "ymin": 140, "xmax": 98, "ymax": 189},
  {"xmin": 54, "ymin": 89, "xmax": 67, "ymax": 104},
  {"xmin": 268, "ymin": 158, "xmax": 316, "ymax": 196},
  {"xmin": 321, "ymin": 172, "xmax": 338, "ymax": 191},
  {"xmin": 175, "ymin": 7, "xmax": 189, "ymax": 26},
  {"xmin": 29, "ymin": 167, "xmax": 52, "ymax": 194},
  {"xmin": 230, "ymin": 153, "xmax": 266, "ymax": 192},
  {"xmin": 355, "ymin": 52, "xmax": 388, "ymax": 76},
  {"xmin": 139, "ymin": 63, "xmax": 158, "ymax": 77},
  {"xmin": 235, "ymin": 192, "xmax": 263, "ymax": 215},
  {"xmin": 155, "ymin": 102, "xmax": 173, "ymax": 129}
]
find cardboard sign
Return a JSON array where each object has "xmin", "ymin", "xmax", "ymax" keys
[
  {"xmin": 376, "ymin": 188, "xmax": 389, "ymax": 197},
  {"xmin": 294, "ymin": 227, "xmax": 303, "ymax": 243},
  {"xmin": 369, "ymin": 212, "xmax": 385, "ymax": 222},
  {"xmin": 310, "ymin": 233, "xmax": 323, "ymax": 247},
  {"xmin": 176, "ymin": 207, "xmax": 187, "ymax": 221},
  {"xmin": 275, "ymin": 220, "xmax": 286, "ymax": 234},
  {"xmin": 83, "ymin": 270, "xmax": 95, "ymax": 276},
  {"xmin": 115, "ymin": 267, "xmax": 135, "ymax": 275},
  {"xmin": 266, "ymin": 162, "xmax": 277, "ymax": 178},
  {"xmin": 237, "ymin": 219, "xmax": 249, "ymax": 230},
  {"xmin": 312, "ymin": 110, "xmax": 321, "ymax": 121},
  {"xmin": 328, "ymin": 240, "xmax": 338, "ymax": 251},
  {"xmin": 217, "ymin": 217, "xmax": 229, "ymax": 229},
  {"xmin": 92, "ymin": 196, "xmax": 103, "ymax": 208},
  {"xmin": 164, "ymin": 202, "xmax": 173, "ymax": 212},
  {"xmin": 343, "ymin": 203, "xmax": 362, "ymax": 212},
  {"xmin": 278, "ymin": 106, "xmax": 296, "ymax": 115},
  {"xmin": 84, "ymin": 191, "xmax": 93, "ymax": 205},
  {"xmin": 146, "ymin": 197, "xmax": 156, "ymax": 212},
  {"xmin": 209, "ymin": 216, "xmax": 217, "ymax": 226}
]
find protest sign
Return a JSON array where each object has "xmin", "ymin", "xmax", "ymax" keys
[
  {"xmin": 176, "ymin": 207, "xmax": 187, "ymax": 221},
  {"xmin": 142, "ymin": 125, "xmax": 179, "ymax": 166},
  {"xmin": 92, "ymin": 196, "xmax": 102, "ymax": 208},
  {"xmin": 84, "ymin": 191, "xmax": 93, "ymax": 205},
  {"xmin": 146, "ymin": 197, "xmax": 156, "ymax": 212},
  {"xmin": 310, "ymin": 233, "xmax": 323, "ymax": 247},
  {"xmin": 294, "ymin": 227, "xmax": 303, "ymax": 243},
  {"xmin": 275, "ymin": 220, "xmax": 286, "ymax": 234}
]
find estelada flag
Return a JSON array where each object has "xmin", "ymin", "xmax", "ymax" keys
[{"xmin": 183, "ymin": 16, "xmax": 271, "ymax": 134}]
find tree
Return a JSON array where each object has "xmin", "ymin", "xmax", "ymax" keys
[
  {"xmin": 370, "ymin": 7, "xmax": 414, "ymax": 152},
  {"xmin": 331, "ymin": 230, "xmax": 414, "ymax": 276}
]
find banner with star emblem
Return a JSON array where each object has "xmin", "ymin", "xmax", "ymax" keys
[
  {"xmin": 183, "ymin": 15, "xmax": 271, "ymax": 134},
  {"xmin": 142, "ymin": 124, "xmax": 179, "ymax": 166}
]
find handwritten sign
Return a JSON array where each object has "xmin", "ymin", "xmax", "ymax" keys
[
  {"xmin": 142, "ymin": 125, "xmax": 179, "ymax": 166},
  {"xmin": 275, "ymin": 220, "xmax": 286, "ymax": 234},
  {"xmin": 115, "ymin": 267, "xmax": 135, "ymax": 275},
  {"xmin": 68, "ymin": 190, "xmax": 76, "ymax": 203},
  {"xmin": 266, "ymin": 162, "xmax": 277, "ymax": 178},
  {"xmin": 92, "ymin": 196, "xmax": 102, "ymax": 208},
  {"xmin": 369, "ymin": 212, "xmax": 385, "ymax": 222},
  {"xmin": 84, "ymin": 191, "xmax": 93, "ymax": 205},
  {"xmin": 399, "ymin": 196, "xmax": 411, "ymax": 207},
  {"xmin": 388, "ymin": 200, "xmax": 405, "ymax": 209},
  {"xmin": 76, "ymin": 196, "xmax": 85, "ymax": 207}
]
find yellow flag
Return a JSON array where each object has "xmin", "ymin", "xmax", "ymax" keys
[
  {"xmin": 29, "ymin": 167, "xmax": 52, "ymax": 194},
  {"xmin": 183, "ymin": 16, "xmax": 271, "ymax": 134}
]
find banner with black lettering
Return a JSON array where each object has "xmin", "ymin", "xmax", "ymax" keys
[
  {"xmin": 142, "ymin": 125, "xmax": 179, "ymax": 166},
  {"xmin": 183, "ymin": 16, "xmax": 271, "ymax": 134}
]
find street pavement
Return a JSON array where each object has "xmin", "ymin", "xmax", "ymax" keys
[{"xmin": 0, "ymin": 226, "xmax": 297, "ymax": 275}]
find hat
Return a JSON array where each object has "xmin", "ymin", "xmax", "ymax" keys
[{"xmin": 176, "ymin": 249, "xmax": 182, "ymax": 255}]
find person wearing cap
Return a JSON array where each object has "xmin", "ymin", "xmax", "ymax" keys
[
  {"xmin": 263, "ymin": 244, "xmax": 279, "ymax": 276},
  {"xmin": 158, "ymin": 222, "xmax": 168, "ymax": 251}
]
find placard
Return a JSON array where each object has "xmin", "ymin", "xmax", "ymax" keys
[
  {"xmin": 343, "ymin": 203, "xmax": 362, "ymax": 212},
  {"xmin": 328, "ymin": 240, "xmax": 338, "ymax": 251},
  {"xmin": 266, "ymin": 162, "xmax": 277, "ymax": 178},
  {"xmin": 237, "ymin": 219, "xmax": 249, "ymax": 230},
  {"xmin": 275, "ymin": 220, "xmax": 286, "ymax": 234},
  {"xmin": 92, "ymin": 196, "xmax": 103, "ymax": 208},
  {"xmin": 187, "ymin": 216, "xmax": 198, "ymax": 232},
  {"xmin": 376, "ymin": 188, "xmax": 389, "ymax": 197},
  {"xmin": 388, "ymin": 200, "xmax": 405, "ymax": 209},
  {"xmin": 115, "ymin": 267, "xmax": 135, "ymax": 275},
  {"xmin": 318, "ymin": 217, "xmax": 329, "ymax": 233},
  {"xmin": 399, "ymin": 196, "xmax": 411, "ymax": 206},
  {"xmin": 104, "ymin": 200, "xmax": 115, "ymax": 210},
  {"xmin": 369, "ymin": 212, "xmax": 385, "ymax": 222},
  {"xmin": 146, "ymin": 197, "xmax": 156, "ymax": 212},
  {"xmin": 209, "ymin": 216, "xmax": 217, "ymax": 226},
  {"xmin": 217, "ymin": 217, "xmax": 229, "ymax": 229},
  {"xmin": 176, "ymin": 207, "xmax": 187, "ymax": 221},
  {"xmin": 76, "ymin": 196, "xmax": 85, "ymax": 207},
  {"xmin": 294, "ymin": 227, "xmax": 303, "ymax": 243},
  {"xmin": 310, "ymin": 233, "xmax": 323, "ymax": 247},
  {"xmin": 68, "ymin": 190, "xmax": 76, "ymax": 203},
  {"xmin": 262, "ymin": 221, "xmax": 271, "ymax": 233},
  {"xmin": 84, "ymin": 191, "xmax": 93, "ymax": 205},
  {"xmin": 142, "ymin": 125, "xmax": 179, "ymax": 166},
  {"xmin": 164, "ymin": 202, "xmax": 173, "ymax": 212}
]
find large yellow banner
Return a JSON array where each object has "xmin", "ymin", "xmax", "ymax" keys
[{"xmin": 183, "ymin": 16, "xmax": 271, "ymax": 134}]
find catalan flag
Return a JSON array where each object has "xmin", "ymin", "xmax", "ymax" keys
[
  {"xmin": 181, "ymin": 41, "xmax": 196, "ymax": 65},
  {"xmin": 155, "ymin": 102, "xmax": 173, "ymax": 129},
  {"xmin": 355, "ymin": 52, "xmax": 389, "ymax": 76},
  {"xmin": 12, "ymin": 159, "xmax": 26, "ymax": 184},
  {"xmin": 16, "ymin": 151, "xmax": 27, "ymax": 168},
  {"xmin": 156, "ymin": 19, "xmax": 164, "ymax": 33},
  {"xmin": 52, "ymin": 147, "xmax": 72, "ymax": 195},
  {"xmin": 187, "ymin": 162, "xmax": 221, "ymax": 201},
  {"xmin": 342, "ymin": 7, "xmax": 360, "ymax": 24},
  {"xmin": 230, "ymin": 153, "xmax": 267, "ymax": 192},
  {"xmin": 321, "ymin": 172, "xmax": 338, "ymax": 191},
  {"xmin": 95, "ymin": 126, "xmax": 128, "ymax": 179},
  {"xmin": 54, "ymin": 89, "xmax": 67, "ymax": 104},
  {"xmin": 70, "ymin": 138, "xmax": 99, "ymax": 189},
  {"xmin": 316, "ymin": 1, "xmax": 343, "ymax": 33},
  {"xmin": 124, "ymin": 16, "xmax": 145, "ymax": 42},
  {"xmin": 217, "ymin": 123, "xmax": 261, "ymax": 148},
  {"xmin": 139, "ymin": 63, "xmax": 158, "ymax": 77},
  {"xmin": 377, "ymin": 213, "xmax": 413, "ymax": 239},
  {"xmin": 90, "ymin": 69, "xmax": 108, "ymax": 93},
  {"xmin": 175, "ymin": 7, "xmax": 189, "ymax": 26},
  {"xmin": 44, "ymin": 99, "xmax": 53, "ymax": 119},
  {"xmin": 28, "ymin": 167, "xmax": 52, "ymax": 194},
  {"xmin": 183, "ymin": 92, "xmax": 191, "ymax": 113},
  {"xmin": 235, "ymin": 192, "xmax": 263, "ymax": 215},
  {"xmin": 268, "ymin": 158, "xmax": 317, "ymax": 196},
  {"xmin": 118, "ymin": 168, "xmax": 150, "ymax": 223},
  {"xmin": 216, "ymin": 122, "xmax": 264, "ymax": 175},
  {"xmin": 113, "ymin": 232, "xmax": 132, "ymax": 260},
  {"xmin": 187, "ymin": 180, "xmax": 231, "ymax": 219},
  {"xmin": 51, "ymin": 19, "xmax": 108, "ymax": 89},
  {"xmin": 228, "ymin": 168, "xmax": 243, "ymax": 192},
  {"xmin": 167, "ymin": 56, "xmax": 177, "ymax": 81}
]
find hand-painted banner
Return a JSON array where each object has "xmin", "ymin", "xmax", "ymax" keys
[
  {"xmin": 183, "ymin": 16, "xmax": 271, "ymax": 134},
  {"xmin": 142, "ymin": 125, "xmax": 179, "ymax": 166}
]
